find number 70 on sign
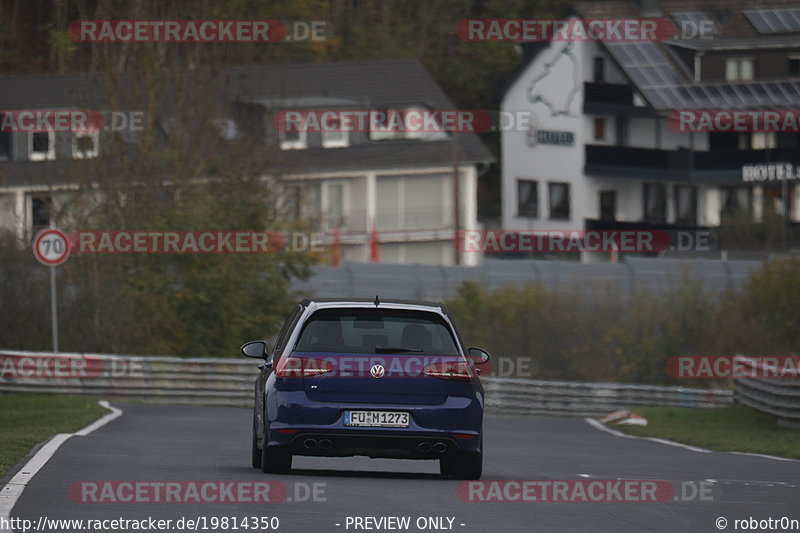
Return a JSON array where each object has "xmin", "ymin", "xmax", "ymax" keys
[{"xmin": 33, "ymin": 229, "xmax": 71, "ymax": 266}]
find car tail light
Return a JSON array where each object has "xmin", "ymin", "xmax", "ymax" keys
[
  {"xmin": 275, "ymin": 356, "xmax": 334, "ymax": 378},
  {"xmin": 423, "ymin": 361, "xmax": 473, "ymax": 381}
]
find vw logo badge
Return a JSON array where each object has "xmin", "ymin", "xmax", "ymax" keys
[{"xmin": 370, "ymin": 364, "xmax": 386, "ymax": 379}]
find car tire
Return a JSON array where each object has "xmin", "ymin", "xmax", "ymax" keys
[
  {"xmin": 451, "ymin": 451, "xmax": 482, "ymax": 480},
  {"xmin": 251, "ymin": 413, "xmax": 262, "ymax": 469},
  {"xmin": 439, "ymin": 455, "xmax": 454, "ymax": 476},
  {"xmin": 261, "ymin": 444, "xmax": 292, "ymax": 474}
]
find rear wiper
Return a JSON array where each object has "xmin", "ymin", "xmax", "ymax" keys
[{"xmin": 374, "ymin": 346, "xmax": 423, "ymax": 353}]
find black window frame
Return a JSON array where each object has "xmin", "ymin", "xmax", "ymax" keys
[
  {"xmin": 643, "ymin": 183, "xmax": 667, "ymax": 223},
  {"xmin": 593, "ymin": 56, "xmax": 605, "ymax": 82},
  {"xmin": 516, "ymin": 179, "xmax": 539, "ymax": 218},
  {"xmin": 548, "ymin": 182, "xmax": 571, "ymax": 220},
  {"xmin": 599, "ymin": 190, "xmax": 616, "ymax": 221},
  {"xmin": 673, "ymin": 185, "xmax": 698, "ymax": 226},
  {"xmin": 789, "ymin": 57, "xmax": 800, "ymax": 78}
]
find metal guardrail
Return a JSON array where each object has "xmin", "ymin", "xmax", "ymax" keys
[
  {"xmin": 294, "ymin": 257, "xmax": 763, "ymax": 301},
  {"xmin": 0, "ymin": 350, "xmax": 732, "ymax": 416},
  {"xmin": 733, "ymin": 356, "xmax": 800, "ymax": 429}
]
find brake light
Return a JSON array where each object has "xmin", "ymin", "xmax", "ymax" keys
[
  {"xmin": 423, "ymin": 361, "xmax": 473, "ymax": 381},
  {"xmin": 275, "ymin": 356, "xmax": 334, "ymax": 378}
]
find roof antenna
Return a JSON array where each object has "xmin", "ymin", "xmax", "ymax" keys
[{"xmin": 374, "ymin": 295, "xmax": 380, "ymax": 307}]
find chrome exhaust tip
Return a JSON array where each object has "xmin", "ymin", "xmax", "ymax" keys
[
  {"xmin": 303, "ymin": 438, "xmax": 318, "ymax": 449},
  {"xmin": 433, "ymin": 442, "xmax": 448, "ymax": 453},
  {"xmin": 318, "ymin": 439, "xmax": 334, "ymax": 449},
  {"xmin": 417, "ymin": 442, "xmax": 433, "ymax": 453}
]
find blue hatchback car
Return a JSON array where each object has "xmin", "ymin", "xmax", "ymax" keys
[{"xmin": 241, "ymin": 298, "xmax": 490, "ymax": 479}]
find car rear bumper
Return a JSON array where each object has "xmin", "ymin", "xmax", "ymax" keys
[
  {"xmin": 265, "ymin": 391, "xmax": 483, "ymax": 458},
  {"xmin": 282, "ymin": 431, "xmax": 478, "ymax": 459}
]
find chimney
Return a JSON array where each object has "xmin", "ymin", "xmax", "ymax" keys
[{"xmin": 634, "ymin": 0, "xmax": 661, "ymax": 16}]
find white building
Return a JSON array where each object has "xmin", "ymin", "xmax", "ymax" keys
[
  {"xmin": 0, "ymin": 61, "xmax": 492, "ymax": 266},
  {"xmin": 501, "ymin": 0, "xmax": 800, "ymax": 259}
]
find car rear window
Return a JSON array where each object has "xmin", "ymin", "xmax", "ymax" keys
[{"xmin": 293, "ymin": 308, "xmax": 459, "ymax": 354}]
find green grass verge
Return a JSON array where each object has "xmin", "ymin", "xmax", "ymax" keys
[
  {"xmin": 0, "ymin": 393, "xmax": 107, "ymax": 477},
  {"xmin": 614, "ymin": 405, "xmax": 800, "ymax": 460}
]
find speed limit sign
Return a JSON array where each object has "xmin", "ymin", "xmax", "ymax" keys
[{"xmin": 33, "ymin": 228, "xmax": 71, "ymax": 266}]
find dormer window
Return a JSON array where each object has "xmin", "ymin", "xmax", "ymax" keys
[
  {"xmin": 370, "ymin": 106, "xmax": 448, "ymax": 141},
  {"xmin": 321, "ymin": 115, "xmax": 349, "ymax": 148},
  {"xmin": 0, "ymin": 131, "xmax": 10, "ymax": 161},
  {"xmin": 279, "ymin": 128, "xmax": 307, "ymax": 150},
  {"xmin": 725, "ymin": 57, "xmax": 755, "ymax": 81},
  {"xmin": 789, "ymin": 56, "xmax": 800, "ymax": 78},
  {"xmin": 370, "ymin": 109, "xmax": 405, "ymax": 141},
  {"xmin": 72, "ymin": 129, "xmax": 99, "ymax": 159},
  {"xmin": 29, "ymin": 131, "xmax": 55, "ymax": 161}
]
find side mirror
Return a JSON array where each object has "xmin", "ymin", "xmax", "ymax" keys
[
  {"xmin": 241, "ymin": 340, "xmax": 267, "ymax": 359},
  {"xmin": 467, "ymin": 347, "xmax": 491, "ymax": 364},
  {"xmin": 467, "ymin": 347, "xmax": 491, "ymax": 369}
]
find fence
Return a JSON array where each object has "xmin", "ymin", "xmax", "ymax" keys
[
  {"xmin": 0, "ymin": 350, "xmax": 732, "ymax": 417},
  {"xmin": 293, "ymin": 257, "xmax": 763, "ymax": 301},
  {"xmin": 733, "ymin": 356, "xmax": 800, "ymax": 429}
]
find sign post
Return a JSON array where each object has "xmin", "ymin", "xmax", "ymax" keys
[{"xmin": 33, "ymin": 229, "xmax": 71, "ymax": 352}]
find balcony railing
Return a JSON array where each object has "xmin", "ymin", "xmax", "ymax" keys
[
  {"xmin": 301, "ymin": 207, "xmax": 453, "ymax": 235},
  {"xmin": 585, "ymin": 145, "xmax": 800, "ymax": 176},
  {"xmin": 583, "ymin": 82, "xmax": 634, "ymax": 106}
]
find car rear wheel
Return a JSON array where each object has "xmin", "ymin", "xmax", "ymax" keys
[
  {"xmin": 251, "ymin": 413, "xmax": 262, "ymax": 469},
  {"xmin": 261, "ymin": 444, "xmax": 292, "ymax": 474},
  {"xmin": 451, "ymin": 451, "xmax": 482, "ymax": 480},
  {"xmin": 444, "ymin": 435, "xmax": 482, "ymax": 480},
  {"xmin": 439, "ymin": 455, "xmax": 454, "ymax": 476}
]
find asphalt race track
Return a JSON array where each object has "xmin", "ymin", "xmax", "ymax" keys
[{"xmin": 9, "ymin": 404, "xmax": 800, "ymax": 533}]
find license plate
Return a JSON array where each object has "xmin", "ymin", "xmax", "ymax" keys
[{"xmin": 344, "ymin": 410, "xmax": 409, "ymax": 428}]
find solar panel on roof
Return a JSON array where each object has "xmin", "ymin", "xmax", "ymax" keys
[
  {"xmin": 744, "ymin": 8, "xmax": 800, "ymax": 34},
  {"xmin": 605, "ymin": 42, "xmax": 680, "ymax": 88},
  {"xmin": 604, "ymin": 37, "xmax": 800, "ymax": 109},
  {"xmin": 671, "ymin": 11, "xmax": 719, "ymax": 37}
]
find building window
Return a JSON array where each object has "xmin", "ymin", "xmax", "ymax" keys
[
  {"xmin": 674, "ymin": 185, "xmax": 697, "ymax": 225},
  {"xmin": 548, "ymin": 182, "xmax": 570, "ymax": 220},
  {"xmin": 31, "ymin": 195, "xmax": 51, "ymax": 232},
  {"xmin": 72, "ymin": 130, "xmax": 99, "ymax": 159},
  {"xmin": 599, "ymin": 190, "xmax": 616, "ymax": 221},
  {"xmin": 615, "ymin": 117, "xmax": 629, "ymax": 146},
  {"xmin": 593, "ymin": 117, "xmax": 606, "ymax": 140},
  {"xmin": 288, "ymin": 182, "xmax": 322, "ymax": 225},
  {"xmin": 790, "ymin": 57, "xmax": 800, "ymax": 78},
  {"xmin": 29, "ymin": 131, "xmax": 55, "ymax": 161},
  {"xmin": 279, "ymin": 128, "xmax": 307, "ymax": 150},
  {"xmin": 370, "ymin": 109, "xmax": 405, "ymax": 141},
  {"xmin": 324, "ymin": 181, "xmax": 345, "ymax": 229},
  {"xmin": 593, "ymin": 57, "xmax": 605, "ymax": 82},
  {"xmin": 721, "ymin": 186, "xmax": 752, "ymax": 218},
  {"xmin": 761, "ymin": 184, "xmax": 788, "ymax": 218},
  {"xmin": 725, "ymin": 57, "xmax": 755, "ymax": 81},
  {"xmin": 0, "ymin": 130, "xmax": 10, "ymax": 161},
  {"xmin": 517, "ymin": 179, "xmax": 538, "ymax": 218},
  {"xmin": 321, "ymin": 115, "xmax": 349, "ymax": 148},
  {"xmin": 751, "ymin": 132, "xmax": 777, "ymax": 150},
  {"xmin": 643, "ymin": 183, "xmax": 667, "ymax": 223}
]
